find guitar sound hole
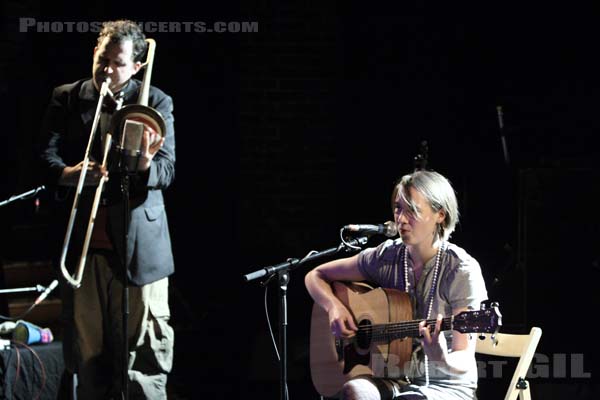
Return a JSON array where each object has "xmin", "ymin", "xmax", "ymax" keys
[{"xmin": 356, "ymin": 320, "xmax": 372, "ymax": 350}]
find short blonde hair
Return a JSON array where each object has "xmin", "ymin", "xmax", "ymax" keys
[{"xmin": 393, "ymin": 170, "xmax": 459, "ymax": 241}]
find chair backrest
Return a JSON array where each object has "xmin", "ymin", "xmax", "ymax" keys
[{"xmin": 476, "ymin": 327, "xmax": 542, "ymax": 400}]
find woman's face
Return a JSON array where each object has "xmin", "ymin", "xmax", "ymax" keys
[{"xmin": 394, "ymin": 187, "xmax": 445, "ymax": 247}]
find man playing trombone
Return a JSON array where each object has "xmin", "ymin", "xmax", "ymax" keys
[{"xmin": 37, "ymin": 19, "xmax": 175, "ymax": 400}]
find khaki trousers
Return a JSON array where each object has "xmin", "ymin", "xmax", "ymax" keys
[{"xmin": 61, "ymin": 251, "xmax": 174, "ymax": 399}]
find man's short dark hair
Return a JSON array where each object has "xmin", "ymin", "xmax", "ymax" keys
[{"xmin": 97, "ymin": 20, "xmax": 147, "ymax": 62}]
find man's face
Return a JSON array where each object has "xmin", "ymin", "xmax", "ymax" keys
[{"xmin": 92, "ymin": 37, "xmax": 141, "ymax": 93}]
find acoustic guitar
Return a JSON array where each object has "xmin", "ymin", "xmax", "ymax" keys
[{"xmin": 309, "ymin": 282, "xmax": 501, "ymax": 397}]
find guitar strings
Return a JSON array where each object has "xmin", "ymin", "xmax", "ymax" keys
[
  {"xmin": 356, "ymin": 318, "xmax": 452, "ymax": 338},
  {"xmin": 358, "ymin": 317, "xmax": 451, "ymax": 331},
  {"xmin": 354, "ymin": 317, "xmax": 493, "ymax": 341}
]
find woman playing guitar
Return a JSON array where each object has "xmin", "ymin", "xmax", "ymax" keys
[{"xmin": 305, "ymin": 165, "xmax": 488, "ymax": 399}]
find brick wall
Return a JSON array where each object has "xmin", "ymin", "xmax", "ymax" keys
[{"xmin": 239, "ymin": 5, "xmax": 343, "ymax": 262}]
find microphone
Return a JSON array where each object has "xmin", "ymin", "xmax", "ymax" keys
[
  {"xmin": 34, "ymin": 280, "xmax": 59, "ymax": 306},
  {"xmin": 343, "ymin": 221, "xmax": 397, "ymax": 237},
  {"xmin": 119, "ymin": 119, "xmax": 144, "ymax": 172}
]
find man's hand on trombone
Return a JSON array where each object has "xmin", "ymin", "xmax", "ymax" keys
[
  {"xmin": 136, "ymin": 126, "xmax": 165, "ymax": 172},
  {"xmin": 59, "ymin": 160, "xmax": 108, "ymax": 187}
]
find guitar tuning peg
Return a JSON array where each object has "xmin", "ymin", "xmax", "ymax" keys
[
  {"xmin": 479, "ymin": 302, "xmax": 486, "ymax": 310},
  {"xmin": 478, "ymin": 333, "xmax": 486, "ymax": 340},
  {"xmin": 490, "ymin": 302, "xmax": 499, "ymax": 308}
]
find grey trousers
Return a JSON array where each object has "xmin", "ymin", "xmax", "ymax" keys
[
  {"xmin": 61, "ymin": 251, "xmax": 174, "ymax": 399},
  {"xmin": 341, "ymin": 377, "xmax": 427, "ymax": 399}
]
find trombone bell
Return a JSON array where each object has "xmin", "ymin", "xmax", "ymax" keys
[{"xmin": 110, "ymin": 104, "xmax": 167, "ymax": 142}]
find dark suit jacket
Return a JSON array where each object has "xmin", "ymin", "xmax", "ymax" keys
[{"xmin": 38, "ymin": 78, "xmax": 176, "ymax": 285}]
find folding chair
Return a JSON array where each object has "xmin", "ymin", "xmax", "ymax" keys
[{"xmin": 476, "ymin": 327, "xmax": 542, "ymax": 400}]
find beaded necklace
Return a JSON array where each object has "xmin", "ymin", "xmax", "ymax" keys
[{"xmin": 403, "ymin": 241, "xmax": 445, "ymax": 386}]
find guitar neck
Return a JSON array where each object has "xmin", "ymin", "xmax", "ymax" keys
[{"xmin": 363, "ymin": 317, "xmax": 453, "ymax": 343}]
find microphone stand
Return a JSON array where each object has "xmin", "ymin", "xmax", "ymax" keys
[
  {"xmin": 120, "ymin": 172, "xmax": 131, "ymax": 400},
  {"xmin": 117, "ymin": 147, "xmax": 141, "ymax": 400},
  {"xmin": 0, "ymin": 186, "xmax": 45, "ymax": 208},
  {"xmin": 0, "ymin": 281, "xmax": 58, "ymax": 321},
  {"xmin": 0, "ymin": 284, "xmax": 47, "ymax": 295},
  {"xmin": 243, "ymin": 236, "xmax": 368, "ymax": 400}
]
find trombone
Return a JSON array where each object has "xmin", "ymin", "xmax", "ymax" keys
[{"xmin": 59, "ymin": 39, "xmax": 166, "ymax": 288}]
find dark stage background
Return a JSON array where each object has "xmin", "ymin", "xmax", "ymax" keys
[{"xmin": 1, "ymin": 2, "xmax": 599, "ymax": 399}]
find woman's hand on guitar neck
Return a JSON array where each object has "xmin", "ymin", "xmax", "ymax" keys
[
  {"xmin": 419, "ymin": 313, "xmax": 474, "ymax": 376},
  {"xmin": 329, "ymin": 303, "xmax": 358, "ymax": 339},
  {"xmin": 419, "ymin": 314, "xmax": 448, "ymax": 362}
]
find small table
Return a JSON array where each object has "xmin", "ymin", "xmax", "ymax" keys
[{"xmin": 0, "ymin": 341, "xmax": 65, "ymax": 400}]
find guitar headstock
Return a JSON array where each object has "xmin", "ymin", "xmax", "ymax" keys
[{"xmin": 453, "ymin": 303, "xmax": 502, "ymax": 335}]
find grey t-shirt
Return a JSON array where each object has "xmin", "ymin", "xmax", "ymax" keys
[{"xmin": 357, "ymin": 239, "xmax": 488, "ymax": 400}]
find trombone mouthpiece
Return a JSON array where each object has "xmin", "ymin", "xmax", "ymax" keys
[{"xmin": 100, "ymin": 77, "xmax": 112, "ymax": 96}]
